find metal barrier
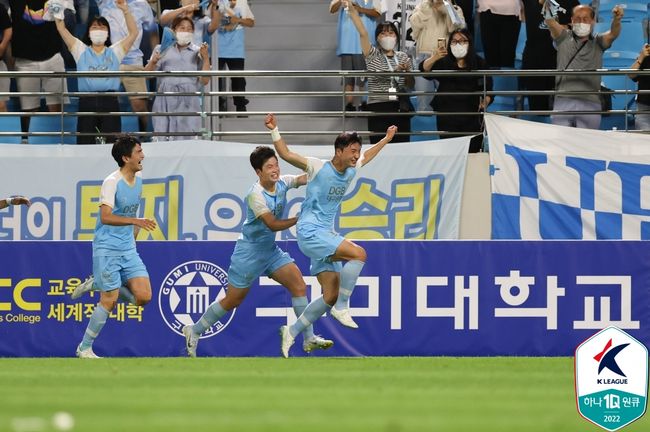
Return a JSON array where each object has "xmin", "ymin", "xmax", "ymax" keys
[{"xmin": 0, "ymin": 68, "xmax": 649, "ymax": 144}]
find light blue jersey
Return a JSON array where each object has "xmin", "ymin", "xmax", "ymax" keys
[
  {"xmin": 70, "ymin": 39, "xmax": 126, "ymax": 92},
  {"xmin": 297, "ymin": 158, "xmax": 358, "ymax": 233},
  {"xmin": 335, "ymin": 0, "xmax": 381, "ymax": 56},
  {"xmin": 98, "ymin": 0, "xmax": 154, "ymax": 65},
  {"xmin": 217, "ymin": 4, "xmax": 250, "ymax": 59},
  {"xmin": 93, "ymin": 170, "xmax": 143, "ymax": 257},
  {"xmin": 241, "ymin": 175, "xmax": 298, "ymax": 244}
]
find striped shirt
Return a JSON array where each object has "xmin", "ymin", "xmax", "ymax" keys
[{"xmin": 365, "ymin": 45, "xmax": 412, "ymax": 104}]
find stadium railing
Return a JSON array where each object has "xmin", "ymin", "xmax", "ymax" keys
[{"xmin": 0, "ymin": 68, "xmax": 648, "ymax": 145}]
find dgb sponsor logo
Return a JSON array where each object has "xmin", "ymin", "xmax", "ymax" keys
[{"xmin": 158, "ymin": 261, "xmax": 234, "ymax": 338}]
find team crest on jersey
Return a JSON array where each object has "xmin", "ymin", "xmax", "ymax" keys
[{"xmin": 158, "ymin": 260, "xmax": 235, "ymax": 338}]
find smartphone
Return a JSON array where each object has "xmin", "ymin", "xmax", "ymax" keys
[{"xmin": 437, "ymin": 38, "xmax": 446, "ymax": 49}]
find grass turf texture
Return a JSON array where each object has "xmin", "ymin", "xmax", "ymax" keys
[{"xmin": 0, "ymin": 357, "xmax": 648, "ymax": 432}]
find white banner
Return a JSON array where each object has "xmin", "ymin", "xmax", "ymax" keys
[
  {"xmin": 486, "ymin": 114, "xmax": 650, "ymax": 239},
  {"xmin": 0, "ymin": 137, "xmax": 469, "ymax": 240}
]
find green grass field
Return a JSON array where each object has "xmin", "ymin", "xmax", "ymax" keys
[{"xmin": 0, "ymin": 357, "xmax": 647, "ymax": 432}]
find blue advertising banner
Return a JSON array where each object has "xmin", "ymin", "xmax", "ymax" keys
[{"xmin": 0, "ymin": 241, "xmax": 648, "ymax": 357}]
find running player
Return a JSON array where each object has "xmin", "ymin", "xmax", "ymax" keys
[
  {"xmin": 264, "ymin": 113, "xmax": 396, "ymax": 357},
  {"xmin": 75, "ymin": 135, "xmax": 156, "ymax": 358},
  {"xmin": 182, "ymin": 145, "xmax": 333, "ymax": 357}
]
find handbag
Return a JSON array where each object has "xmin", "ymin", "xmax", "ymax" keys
[
  {"xmin": 397, "ymin": 86, "xmax": 415, "ymax": 113},
  {"xmin": 599, "ymin": 85, "xmax": 612, "ymax": 116}
]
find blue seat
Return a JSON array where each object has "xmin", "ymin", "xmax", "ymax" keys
[
  {"xmin": 0, "ymin": 116, "xmax": 22, "ymax": 144},
  {"xmin": 603, "ymin": 50, "xmax": 638, "ymax": 68},
  {"xmin": 121, "ymin": 115, "xmax": 139, "ymax": 133},
  {"xmin": 595, "ymin": 22, "xmax": 645, "ymax": 54},
  {"xmin": 487, "ymin": 74, "xmax": 519, "ymax": 113},
  {"xmin": 598, "ymin": 2, "xmax": 648, "ymax": 23},
  {"xmin": 28, "ymin": 115, "xmax": 77, "ymax": 144},
  {"xmin": 410, "ymin": 114, "xmax": 438, "ymax": 141}
]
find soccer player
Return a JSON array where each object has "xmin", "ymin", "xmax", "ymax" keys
[
  {"xmin": 182, "ymin": 145, "xmax": 334, "ymax": 357},
  {"xmin": 74, "ymin": 135, "xmax": 156, "ymax": 358},
  {"xmin": 264, "ymin": 113, "xmax": 396, "ymax": 358},
  {"xmin": 0, "ymin": 196, "xmax": 30, "ymax": 210}
]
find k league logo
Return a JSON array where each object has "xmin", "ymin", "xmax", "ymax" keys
[
  {"xmin": 158, "ymin": 260, "xmax": 235, "ymax": 338},
  {"xmin": 575, "ymin": 327, "xmax": 649, "ymax": 431}
]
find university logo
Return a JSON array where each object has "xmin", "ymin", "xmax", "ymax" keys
[
  {"xmin": 158, "ymin": 260, "xmax": 235, "ymax": 338},
  {"xmin": 575, "ymin": 327, "xmax": 648, "ymax": 431}
]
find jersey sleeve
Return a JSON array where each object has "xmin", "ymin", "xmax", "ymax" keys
[
  {"xmin": 110, "ymin": 39, "xmax": 127, "ymax": 62},
  {"xmin": 304, "ymin": 157, "xmax": 325, "ymax": 181},
  {"xmin": 246, "ymin": 189, "xmax": 270, "ymax": 219},
  {"xmin": 70, "ymin": 39, "xmax": 87, "ymax": 62},
  {"xmin": 100, "ymin": 175, "xmax": 118, "ymax": 208},
  {"xmin": 280, "ymin": 174, "xmax": 299, "ymax": 189}
]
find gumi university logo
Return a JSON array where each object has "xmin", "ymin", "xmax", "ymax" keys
[
  {"xmin": 575, "ymin": 326, "xmax": 649, "ymax": 431},
  {"xmin": 158, "ymin": 260, "xmax": 235, "ymax": 338}
]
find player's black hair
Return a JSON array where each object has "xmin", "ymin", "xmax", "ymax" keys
[
  {"xmin": 112, "ymin": 135, "xmax": 141, "ymax": 167},
  {"xmin": 334, "ymin": 131, "xmax": 362, "ymax": 151},
  {"xmin": 250, "ymin": 146, "xmax": 277, "ymax": 171}
]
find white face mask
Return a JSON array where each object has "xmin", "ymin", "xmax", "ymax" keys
[
  {"xmin": 89, "ymin": 30, "xmax": 108, "ymax": 45},
  {"xmin": 572, "ymin": 23, "xmax": 592, "ymax": 37},
  {"xmin": 175, "ymin": 31, "xmax": 194, "ymax": 46},
  {"xmin": 379, "ymin": 36, "xmax": 396, "ymax": 51},
  {"xmin": 451, "ymin": 43, "xmax": 468, "ymax": 59}
]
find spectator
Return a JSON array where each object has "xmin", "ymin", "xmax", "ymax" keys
[
  {"xmin": 544, "ymin": 4, "xmax": 623, "ymax": 129},
  {"xmin": 98, "ymin": 0, "xmax": 155, "ymax": 134},
  {"xmin": 410, "ymin": 0, "xmax": 465, "ymax": 111},
  {"xmin": 330, "ymin": 0, "xmax": 383, "ymax": 112},
  {"xmin": 0, "ymin": 3, "xmax": 11, "ymax": 113},
  {"xmin": 348, "ymin": 1, "xmax": 413, "ymax": 143},
  {"xmin": 9, "ymin": 0, "xmax": 67, "ymax": 134},
  {"xmin": 477, "ymin": 0, "xmax": 522, "ymax": 68},
  {"xmin": 419, "ymin": 29, "xmax": 491, "ymax": 152},
  {"xmin": 217, "ymin": 0, "xmax": 254, "ymax": 113},
  {"xmin": 55, "ymin": 0, "xmax": 138, "ymax": 144},
  {"xmin": 145, "ymin": 15, "xmax": 210, "ymax": 140},
  {"xmin": 629, "ymin": 43, "xmax": 650, "ymax": 131},
  {"xmin": 159, "ymin": 0, "xmax": 220, "ymax": 46},
  {"xmin": 520, "ymin": 0, "xmax": 578, "ymax": 113}
]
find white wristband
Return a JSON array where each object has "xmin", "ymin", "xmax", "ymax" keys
[
  {"xmin": 270, "ymin": 127, "xmax": 281, "ymax": 142},
  {"xmin": 5, "ymin": 197, "xmax": 14, "ymax": 205}
]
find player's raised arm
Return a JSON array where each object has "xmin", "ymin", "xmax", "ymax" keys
[
  {"xmin": 265, "ymin": 114, "xmax": 309, "ymax": 171},
  {"xmin": 360, "ymin": 125, "xmax": 396, "ymax": 167}
]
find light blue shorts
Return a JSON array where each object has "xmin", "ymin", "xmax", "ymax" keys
[
  {"xmin": 93, "ymin": 253, "xmax": 149, "ymax": 292},
  {"xmin": 228, "ymin": 241, "xmax": 294, "ymax": 289},
  {"xmin": 297, "ymin": 228, "xmax": 344, "ymax": 275}
]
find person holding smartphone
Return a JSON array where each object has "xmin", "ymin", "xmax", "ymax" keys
[
  {"xmin": 629, "ymin": 43, "xmax": 650, "ymax": 131},
  {"xmin": 410, "ymin": 0, "xmax": 465, "ymax": 111}
]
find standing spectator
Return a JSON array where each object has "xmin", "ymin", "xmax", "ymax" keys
[
  {"xmin": 348, "ymin": 1, "xmax": 413, "ymax": 143},
  {"xmin": 477, "ymin": 0, "xmax": 522, "ymax": 68},
  {"xmin": 330, "ymin": 0, "xmax": 384, "ymax": 112},
  {"xmin": 159, "ymin": 0, "xmax": 220, "ymax": 46},
  {"xmin": 217, "ymin": 0, "xmax": 254, "ymax": 113},
  {"xmin": 419, "ymin": 29, "xmax": 492, "ymax": 152},
  {"xmin": 410, "ymin": 0, "xmax": 465, "ymax": 111},
  {"xmin": 145, "ymin": 15, "xmax": 211, "ymax": 140},
  {"xmin": 98, "ymin": 0, "xmax": 155, "ymax": 134},
  {"xmin": 9, "ymin": 0, "xmax": 67, "ymax": 133},
  {"xmin": 629, "ymin": 44, "xmax": 650, "ymax": 131},
  {"xmin": 544, "ymin": 4, "xmax": 623, "ymax": 129},
  {"xmin": 520, "ymin": 0, "xmax": 578, "ymax": 113},
  {"xmin": 0, "ymin": 3, "xmax": 11, "ymax": 113},
  {"xmin": 55, "ymin": 0, "xmax": 138, "ymax": 144}
]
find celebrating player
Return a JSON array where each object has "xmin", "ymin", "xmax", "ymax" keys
[
  {"xmin": 265, "ymin": 113, "xmax": 396, "ymax": 357},
  {"xmin": 182, "ymin": 145, "xmax": 333, "ymax": 357},
  {"xmin": 75, "ymin": 135, "xmax": 156, "ymax": 358}
]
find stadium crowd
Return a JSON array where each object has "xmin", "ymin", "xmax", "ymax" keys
[{"xmin": 0, "ymin": 0, "xmax": 647, "ymax": 144}]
